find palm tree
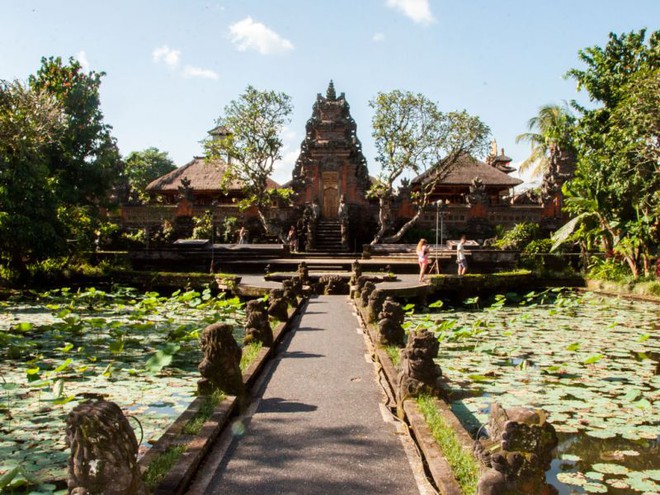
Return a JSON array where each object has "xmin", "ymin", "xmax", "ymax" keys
[{"xmin": 515, "ymin": 103, "xmax": 576, "ymax": 179}]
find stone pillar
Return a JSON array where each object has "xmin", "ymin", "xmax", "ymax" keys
[
  {"xmin": 377, "ymin": 297, "xmax": 405, "ymax": 346},
  {"xmin": 243, "ymin": 299, "xmax": 274, "ymax": 347},
  {"xmin": 360, "ymin": 280, "xmax": 376, "ymax": 308},
  {"xmin": 367, "ymin": 289, "xmax": 386, "ymax": 323},
  {"xmin": 474, "ymin": 402, "xmax": 558, "ymax": 495},
  {"xmin": 297, "ymin": 261, "xmax": 309, "ymax": 285},
  {"xmin": 350, "ymin": 259, "xmax": 362, "ymax": 286},
  {"xmin": 268, "ymin": 288, "xmax": 289, "ymax": 322},
  {"xmin": 398, "ymin": 329, "xmax": 441, "ymax": 402},
  {"xmin": 198, "ymin": 323, "xmax": 244, "ymax": 396},
  {"xmin": 66, "ymin": 400, "xmax": 146, "ymax": 495}
]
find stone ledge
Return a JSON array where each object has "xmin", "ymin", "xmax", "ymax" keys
[
  {"xmin": 354, "ymin": 299, "xmax": 478, "ymax": 495},
  {"xmin": 139, "ymin": 299, "xmax": 306, "ymax": 495}
]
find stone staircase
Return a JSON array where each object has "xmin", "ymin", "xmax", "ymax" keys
[{"xmin": 313, "ymin": 219, "xmax": 346, "ymax": 252}]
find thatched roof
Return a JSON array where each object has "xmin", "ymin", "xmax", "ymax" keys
[
  {"xmin": 146, "ymin": 157, "xmax": 280, "ymax": 193},
  {"xmin": 412, "ymin": 154, "xmax": 523, "ymax": 188}
]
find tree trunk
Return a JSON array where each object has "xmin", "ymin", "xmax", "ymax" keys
[{"xmin": 257, "ymin": 209, "xmax": 286, "ymax": 243}]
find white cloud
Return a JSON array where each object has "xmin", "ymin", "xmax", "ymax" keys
[
  {"xmin": 152, "ymin": 45, "xmax": 181, "ymax": 67},
  {"xmin": 183, "ymin": 65, "xmax": 219, "ymax": 80},
  {"xmin": 373, "ymin": 32, "xmax": 386, "ymax": 42},
  {"xmin": 228, "ymin": 17, "xmax": 294, "ymax": 55},
  {"xmin": 386, "ymin": 0, "xmax": 436, "ymax": 25},
  {"xmin": 76, "ymin": 50, "xmax": 90, "ymax": 71}
]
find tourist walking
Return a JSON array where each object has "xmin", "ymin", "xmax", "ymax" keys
[
  {"xmin": 457, "ymin": 234, "xmax": 468, "ymax": 275},
  {"xmin": 238, "ymin": 226, "xmax": 248, "ymax": 244},
  {"xmin": 287, "ymin": 225, "xmax": 297, "ymax": 252},
  {"xmin": 416, "ymin": 238, "xmax": 430, "ymax": 282}
]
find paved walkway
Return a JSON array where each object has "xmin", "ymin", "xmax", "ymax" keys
[{"xmin": 190, "ymin": 295, "xmax": 428, "ymax": 495}]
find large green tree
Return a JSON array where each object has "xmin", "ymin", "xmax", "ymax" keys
[
  {"xmin": 555, "ymin": 29, "xmax": 659, "ymax": 277},
  {"xmin": 0, "ymin": 80, "xmax": 65, "ymax": 274},
  {"xmin": 123, "ymin": 147, "xmax": 176, "ymax": 204},
  {"xmin": 369, "ymin": 90, "xmax": 489, "ymax": 244},
  {"xmin": 204, "ymin": 85, "xmax": 293, "ymax": 240},
  {"xmin": 0, "ymin": 57, "xmax": 121, "ymax": 276}
]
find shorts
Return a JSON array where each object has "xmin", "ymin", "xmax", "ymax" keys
[{"xmin": 458, "ymin": 259, "xmax": 467, "ymax": 269}]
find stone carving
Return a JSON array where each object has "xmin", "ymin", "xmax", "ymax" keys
[
  {"xmin": 467, "ymin": 176, "xmax": 488, "ymax": 204},
  {"xmin": 268, "ymin": 288, "xmax": 289, "ymax": 322},
  {"xmin": 377, "ymin": 297, "xmax": 405, "ymax": 346},
  {"xmin": 398, "ymin": 329, "xmax": 441, "ymax": 402},
  {"xmin": 367, "ymin": 289, "xmax": 387, "ymax": 323},
  {"xmin": 282, "ymin": 279, "xmax": 298, "ymax": 306},
  {"xmin": 474, "ymin": 402, "xmax": 558, "ymax": 495},
  {"xmin": 350, "ymin": 259, "xmax": 362, "ymax": 286},
  {"xmin": 338, "ymin": 194, "xmax": 350, "ymax": 250},
  {"xmin": 198, "ymin": 323, "xmax": 244, "ymax": 396},
  {"xmin": 66, "ymin": 400, "xmax": 146, "ymax": 495},
  {"xmin": 264, "ymin": 263, "xmax": 271, "ymax": 275},
  {"xmin": 360, "ymin": 280, "xmax": 377, "ymax": 307},
  {"xmin": 243, "ymin": 299, "xmax": 273, "ymax": 347},
  {"xmin": 541, "ymin": 146, "xmax": 576, "ymax": 205},
  {"xmin": 319, "ymin": 275, "xmax": 348, "ymax": 295},
  {"xmin": 297, "ymin": 261, "xmax": 309, "ymax": 285}
]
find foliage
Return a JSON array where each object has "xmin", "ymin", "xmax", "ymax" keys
[
  {"xmin": 416, "ymin": 395, "xmax": 479, "ymax": 494},
  {"xmin": 221, "ymin": 216, "xmax": 239, "ymax": 243},
  {"xmin": 587, "ymin": 256, "xmax": 635, "ymax": 282},
  {"xmin": 415, "ymin": 290, "xmax": 659, "ymax": 493},
  {"xmin": 493, "ymin": 222, "xmax": 541, "ymax": 250},
  {"xmin": 516, "ymin": 103, "xmax": 577, "ymax": 179},
  {"xmin": 191, "ymin": 211, "xmax": 214, "ymax": 240},
  {"xmin": 0, "ymin": 79, "xmax": 65, "ymax": 276},
  {"xmin": 0, "ymin": 287, "xmax": 245, "ymax": 489},
  {"xmin": 122, "ymin": 147, "xmax": 176, "ymax": 205},
  {"xmin": 204, "ymin": 86, "xmax": 294, "ymax": 241},
  {"xmin": 0, "ymin": 57, "xmax": 121, "ymax": 277},
  {"xmin": 560, "ymin": 30, "xmax": 660, "ymax": 278},
  {"xmin": 368, "ymin": 90, "xmax": 489, "ymax": 243}
]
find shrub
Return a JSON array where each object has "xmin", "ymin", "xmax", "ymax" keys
[{"xmin": 494, "ymin": 222, "xmax": 540, "ymax": 250}]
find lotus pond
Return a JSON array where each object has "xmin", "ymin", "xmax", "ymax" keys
[
  {"xmin": 0, "ymin": 287, "xmax": 246, "ymax": 493},
  {"xmin": 408, "ymin": 289, "xmax": 659, "ymax": 494}
]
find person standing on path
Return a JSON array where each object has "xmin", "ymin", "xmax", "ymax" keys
[
  {"xmin": 457, "ymin": 234, "xmax": 468, "ymax": 275},
  {"xmin": 416, "ymin": 238, "xmax": 430, "ymax": 282}
]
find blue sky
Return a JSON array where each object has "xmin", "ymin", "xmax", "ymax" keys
[{"xmin": 2, "ymin": 0, "xmax": 658, "ymax": 185}]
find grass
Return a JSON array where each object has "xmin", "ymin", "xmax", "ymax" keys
[
  {"xmin": 181, "ymin": 389, "xmax": 225, "ymax": 436},
  {"xmin": 142, "ymin": 444, "xmax": 187, "ymax": 490},
  {"xmin": 240, "ymin": 341, "xmax": 263, "ymax": 372},
  {"xmin": 416, "ymin": 394, "xmax": 479, "ymax": 495},
  {"xmin": 385, "ymin": 345, "xmax": 401, "ymax": 367}
]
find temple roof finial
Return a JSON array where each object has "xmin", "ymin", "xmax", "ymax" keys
[{"xmin": 326, "ymin": 80, "xmax": 336, "ymax": 100}]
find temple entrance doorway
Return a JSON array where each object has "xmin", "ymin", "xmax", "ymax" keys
[
  {"xmin": 323, "ymin": 186, "xmax": 338, "ymax": 218},
  {"xmin": 322, "ymin": 171, "xmax": 339, "ymax": 218}
]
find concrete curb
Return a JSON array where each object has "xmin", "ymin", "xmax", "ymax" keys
[{"xmin": 354, "ymin": 300, "xmax": 477, "ymax": 495}]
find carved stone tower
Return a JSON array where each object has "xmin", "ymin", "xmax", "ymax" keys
[{"xmin": 290, "ymin": 81, "xmax": 372, "ymax": 218}]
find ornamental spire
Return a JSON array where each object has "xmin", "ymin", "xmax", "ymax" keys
[{"xmin": 326, "ymin": 80, "xmax": 336, "ymax": 100}]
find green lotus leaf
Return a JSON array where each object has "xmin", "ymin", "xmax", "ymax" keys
[
  {"xmin": 592, "ymin": 463, "xmax": 629, "ymax": 475},
  {"xmin": 583, "ymin": 482, "xmax": 608, "ymax": 493},
  {"xmin": 556, "ymin": 472, "xmax": 587, "ymax": 486}
]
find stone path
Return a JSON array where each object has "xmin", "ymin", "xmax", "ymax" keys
[{"xmin": 189, "ymin": 295, "xmax": 430, "ymax": 495}]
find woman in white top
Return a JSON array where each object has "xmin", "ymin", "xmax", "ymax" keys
[{"xmin": 457, "ymin": 235, "xmax": 468, "ymax": 275}]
